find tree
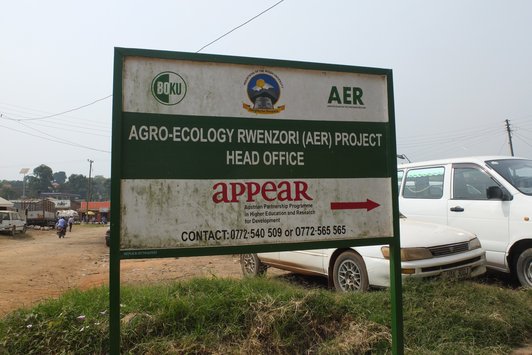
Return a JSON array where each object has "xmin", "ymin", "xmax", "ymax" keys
[
  {"xmin": 53, "ymin": 171, "xmax": 67, "ymax": 184},
  {"xmin": 91, "ymin": 175, "xmax": 111, "ymax": 201},
  {"xmin": 27, "ymin": 164, "xmax": 53, "ymax": 197},
  {"xmin": 0, "ymin": 182, "xmax": 16, "ymax": 200},
  {"xmin": 64, "ymin": 174, "xmax": 88, "ymax": 199}
]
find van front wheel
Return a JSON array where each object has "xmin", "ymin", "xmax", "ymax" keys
[{"xmin": 515, "ymin": 248, "xmax": 532, "ymax": 288}]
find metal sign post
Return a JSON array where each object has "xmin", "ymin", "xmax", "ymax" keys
[{"xmin": 111, "ymin": 48, "xmax": 402, "ymax": 354}]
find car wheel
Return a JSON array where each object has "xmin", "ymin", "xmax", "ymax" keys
[
  {"xmin": 240, "ymin": 254, "xmax": 267, "ymax": 277},
  {"xmin": 11, "ymin": 226, "xmax": 16, "ymax": 237},
  {"xmin": 515, "ymin": 248, "xmax": 532, "ymax": 288},
  {"xmin": 22, "ymin": 225, "xmax": 27, "ymax": 234},
  {"xmin": 332, "ymin": 251, "xmax": 369, "ymax": 292}
]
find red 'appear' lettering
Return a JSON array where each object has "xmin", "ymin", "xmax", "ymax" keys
[{"xmin": 212, "ymin": 180, "xmax": 313, "ymax": 203}]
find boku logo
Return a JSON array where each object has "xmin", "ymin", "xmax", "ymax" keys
[{"xmin": 151, "ymin": 71, "xmax": 187, "ymax": 105}]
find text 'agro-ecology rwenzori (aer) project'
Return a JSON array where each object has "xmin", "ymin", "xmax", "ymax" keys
[{"xmin": 119, "ymin": 56, "xmax": 394, "ymax": 250}]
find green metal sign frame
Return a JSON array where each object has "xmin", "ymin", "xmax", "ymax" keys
[{"xmin": 110, "ymin": 47, "xmax": 403, "ymax": 354}]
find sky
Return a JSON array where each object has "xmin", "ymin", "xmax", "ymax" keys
[{"xmin": 1, "ymin": 0, "xmax": 531, "ymax": 181}]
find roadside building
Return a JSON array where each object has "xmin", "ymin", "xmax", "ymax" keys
[
  {"xmin": 0, "ymin": 197, "xmax": 14, "ymax": 210},
  {"xmin": 78, "ymin": 201, "xmax": 110, "ymax": 223}
]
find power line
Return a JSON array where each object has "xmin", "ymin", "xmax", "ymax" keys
[
  {"xmin": 24, "ymin": 120, "xmax": 110, "ymax": 137},
  {"xmin": 399, "ymin": 123, "xmax": 501, "ymax": 143},
  {"xmin": 398, "ymin": 116, "xmax": 532, "ymax": 161},
  {"xmin": 196, "ymin": 0, "xmax": 285, "ymax": 53},
  {"xmin": 512, "ymin": 121, "xmax": 532, "ymax": 134},
  {"xmin": 402, "ymin": 131, "xmax": 508, "ymax": 162},
  {"xmin": 398, "ymin": 127, "xmax": 501, "ymax": 148},
  {"xmin": 0, "ymin": 95, "xmax": 112, "ymax": 122},
  {"xmin": 0, "ymin": 109, "xmax": 110, "ymax": 131},
  {"xmin": 17, "ymin": 120, "xmax": 110, "ymax": 152},
  {"xmin": 513, "ymin": 132, "xmax": 532, "ymax": 149},
  {"xmin": 0, "ymin": 102, "xmax": 111, "ymax": 130},
  {"xmin": 0, "ymin": 122, "xmax": 110, "ymax": 153}
]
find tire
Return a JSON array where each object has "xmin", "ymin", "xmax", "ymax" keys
[
  {"xmin": 515, "ymin": 248, "xmax": 532, "ymax": 288},
  {"xmin": 332, "ymin": 251, "xmax": 369, "ymax": 292},
  {"xmin": 240, "ymin": 254, "xmax": 267, "ymax": 277},
  {"xmin": 11, "ymin": 226, "xmax": 16, "ymax": 237},
  {"xmin": 22, "ymin": 225, "xmax": 27, "ymax": 234}
]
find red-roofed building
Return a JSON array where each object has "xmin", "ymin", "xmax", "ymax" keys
[{"xmin": 78, "ymin": 201, "xmax": 110, "ymax": 223}]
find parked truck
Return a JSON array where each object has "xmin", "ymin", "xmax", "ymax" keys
[{"xmin": 12, "ymin": 199, "xmax": 56, "ymax": 226}]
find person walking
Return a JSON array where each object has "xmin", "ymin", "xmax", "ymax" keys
[{"xmin": 68, "ymin": 216, "xmax": 74, "ymax": 232}]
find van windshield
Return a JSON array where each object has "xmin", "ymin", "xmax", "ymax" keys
[{"xmin": 486, "ymin": 159, "xmax": 532, "ymax": 196}]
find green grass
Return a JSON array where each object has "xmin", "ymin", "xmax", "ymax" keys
[{"xmin": 0, "ymin": 277, "xmax": 530, "ymax": 354}]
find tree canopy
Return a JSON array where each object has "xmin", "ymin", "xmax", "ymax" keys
[{"xmin": 0, "ymin": 165, "xmax": 110, "ymax": 200}]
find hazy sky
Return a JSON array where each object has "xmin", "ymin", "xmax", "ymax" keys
[{"xmin": 1, "ymin": 0, "xmax": 531, "ymax": 181}]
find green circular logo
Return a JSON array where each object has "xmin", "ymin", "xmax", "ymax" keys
[{"xmin": 151, "ymin": 71, "xmax": 187, "ymax": 105}]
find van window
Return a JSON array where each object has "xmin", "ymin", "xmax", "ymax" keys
[
  {"xmin": 403, "ymin": 167, "xmax": 444, "ymax": 199},
  {"xmin": 452, "ymin": 167, "xmax": 493, "ymax": 200},
  {"xmin": 486, "ymin": 158, "xmax": 532, "ymax": 196}
]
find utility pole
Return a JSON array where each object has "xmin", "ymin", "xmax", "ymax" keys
[
  {"xmin": 505, "ymin": 119, "xmax": 514, "ymax": 156},
  {"xmin": 86, "ymin": 159, "xmax": 94, "ymax": 220}
]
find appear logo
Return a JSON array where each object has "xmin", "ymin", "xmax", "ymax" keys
[
  {"xmin": 151, "ymin": 71, "xmax": 187, "ymax": 105},
  {"xmin": 243, "ymin": 70, "xmax": 285, "ymax": 114}
]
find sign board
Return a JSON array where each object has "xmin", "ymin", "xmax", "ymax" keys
[
  {"xmin": 54, "ymin": 200, "xmax": 71, "ymax": 209},
  {"xmin": 115, "ymin": 51, "xmax": 397, "ymax": 255},
  {"xmin": 110, "ymin": 48, "xmax": 403, "ymax": 354}
]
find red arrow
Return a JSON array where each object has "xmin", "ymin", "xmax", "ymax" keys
[{"xmin": 330, "ymin": 199, "xmax": 380, "ymax": 212}]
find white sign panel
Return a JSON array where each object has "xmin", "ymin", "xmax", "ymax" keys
[
  {"xmin": 121, "ymin": 178, "xmax": 392, "ymax": 249},
  {"xmin": 122, "ymin": 57, "xmax": 389, "ymax": 122}
]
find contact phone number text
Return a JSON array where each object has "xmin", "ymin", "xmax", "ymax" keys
[{"xmin": 180, "ymin": 225, "xmax": 347, "ymax": 242}]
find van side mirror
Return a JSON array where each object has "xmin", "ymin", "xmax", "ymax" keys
[{"xmin": 487, "ymin": 186, "xmax": 511, "ymax": 201}]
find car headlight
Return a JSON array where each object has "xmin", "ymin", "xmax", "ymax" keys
[
  {"xmin": 381, "ymin": 247, "xmax": 433, "ymax": 261},
  {"xmin": 468, "ymin": 237, "xmax": 481, "ymax": 250}
]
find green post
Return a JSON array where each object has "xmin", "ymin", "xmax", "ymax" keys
[
  {"xmin": 109, "ymin": 48, "xmax": 124, "ymax": 354},
  {"xmin": 109, "ymin": 243, "xmax": 120, "ymax": 354},
  {"xmin": 389, "ymin": 240, "xmax": 404, "ymax": 354},
  {"xmin": 387, "ymin": 72, "xmax": 404, "ymax": 355}
]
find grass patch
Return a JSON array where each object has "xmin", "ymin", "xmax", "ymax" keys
[{"xmin": 0, "ymin": 277, "xmax": 530, "ymax": 354}]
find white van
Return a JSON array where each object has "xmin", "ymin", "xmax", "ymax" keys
[
  {"xmin": 398, "ymin": 156, "xmax": 532, "ymax": 287},
  {"xmin": 0, "ymin": 210, "xmax": 27, "ymax": 236}
]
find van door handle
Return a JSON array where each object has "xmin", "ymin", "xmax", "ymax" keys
[{"xmin": 450, "ymin": 206, "xmax": 464, "ymax": 212}]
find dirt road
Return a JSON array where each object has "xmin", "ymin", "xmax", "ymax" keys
[{"xmin": 0, "ymin": 225, "xmax": 247, "ymax": 316}]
